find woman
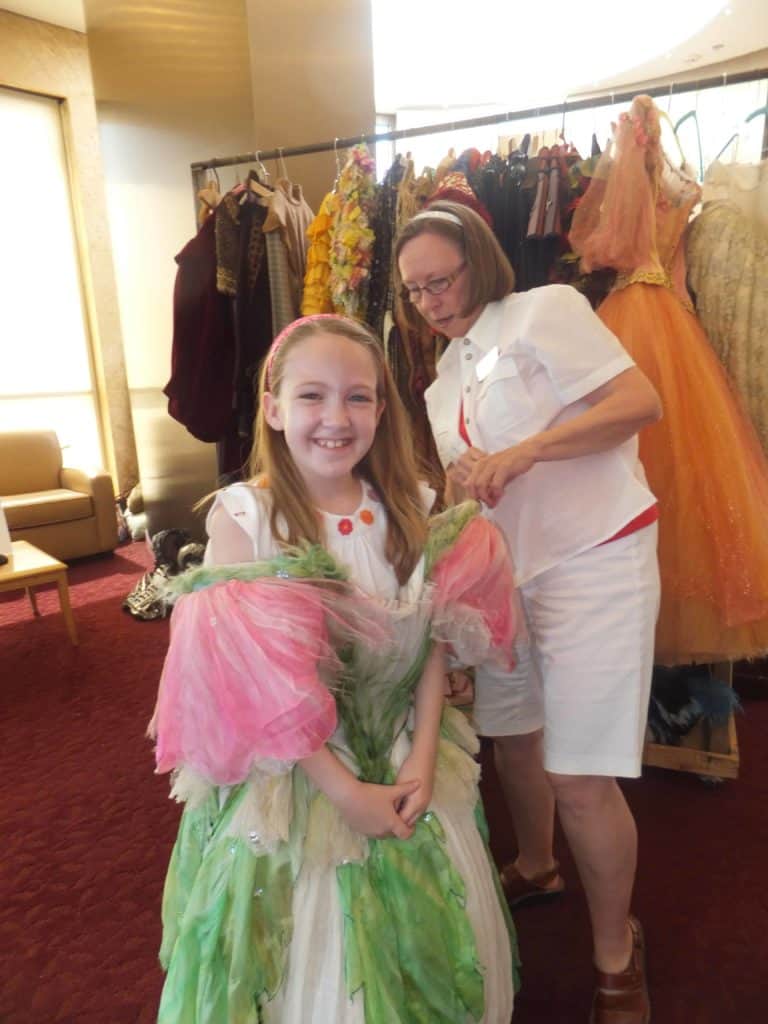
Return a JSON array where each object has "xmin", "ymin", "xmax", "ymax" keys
[{"xmin": 395, "ymin": 201, "xmax": 661, "ymax": 1024}]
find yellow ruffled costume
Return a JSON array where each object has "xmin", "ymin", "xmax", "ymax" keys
[{"xmin": 301, "ymin": 190, "xmax": 339, "ymax": 316}]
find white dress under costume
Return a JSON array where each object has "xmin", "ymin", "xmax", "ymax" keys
[{"xmin": 151, "ymin": 482, "xmax": 519, "ymax": 1023}]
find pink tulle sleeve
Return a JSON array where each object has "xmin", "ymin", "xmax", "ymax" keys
[
  {"xmin": 430, "ymin": 517, "xmax": 518, "ymax": 670},
  {"xmin": 148, "ymin": 578, "xmax": 341, "ymax": 785}
]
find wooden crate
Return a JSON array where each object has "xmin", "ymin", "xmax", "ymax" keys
[
  {"xmin": 642, "ymin": 661, "xmax": 739, "ymax": 780},
  {"xmin": 643, "ymin": 714, "xmax": 739, "ymax": 779}
]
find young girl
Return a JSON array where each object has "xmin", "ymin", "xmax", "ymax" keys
[{"xmin": 149, "ymin": 313, "xmax": 519, "ymax": 1023}]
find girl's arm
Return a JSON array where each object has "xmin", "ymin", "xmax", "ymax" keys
[
  {"xmin": 205, "ymin": 501, "xmax": 255, "ymax": 563},
  {"xmin": 300, "ymin": 745, "xmax": 419, "ymax": 841},
  {"xmin": 459, "ymin": 367, "xmax": 661, "ymax": 507},
  {"xmin": 396, "ymin": 642, "xmax": 447, "ymax": 826}
]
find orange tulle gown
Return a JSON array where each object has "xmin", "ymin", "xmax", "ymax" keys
[{"xmin": 571, "ymin": 95, "xmax": 768, "ymax": 665}]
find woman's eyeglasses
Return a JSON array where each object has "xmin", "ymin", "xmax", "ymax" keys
[{"xmin": 401, "ymin": 263, "xmax": 466, "ymax": 303}]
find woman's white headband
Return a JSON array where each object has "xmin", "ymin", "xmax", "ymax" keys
[{"xmin": 410, "ymin": 210, "xmax": 463, "ymax": 227}]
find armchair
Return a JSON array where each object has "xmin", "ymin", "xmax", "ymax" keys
[{"xmin": 0, "ymin": 430, "xmax": 118, "ymax": 561}]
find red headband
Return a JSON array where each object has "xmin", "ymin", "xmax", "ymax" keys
[{"xmin": 265, "ymin": 314, "xmax": 349, "ymax": 390}]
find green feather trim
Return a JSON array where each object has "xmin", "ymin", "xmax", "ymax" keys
[
  {"xmin": 424, "ymin": 500, "xmax": 481, "ymax": 576},
  {"xmin": 333, "ymin": 631, "xmax": 432, "ymax": 784},
  {"xmin": 166, "ymin": 542, "xmax": 347, "ymax": 596}
]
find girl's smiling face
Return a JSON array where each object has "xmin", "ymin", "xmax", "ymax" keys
[{"xmin": 262, "ymin": 331, "xmax": 384, "ymax": 503}]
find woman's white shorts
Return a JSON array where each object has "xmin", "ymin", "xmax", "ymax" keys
[{"xmin": 473, "ymin": 523, "xmax": 660, "ymax": 778}]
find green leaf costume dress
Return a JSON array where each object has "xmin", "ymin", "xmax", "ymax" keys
[{"xmin": 151, "ymin": 482, "xmax": 520, "ymax": 1023}]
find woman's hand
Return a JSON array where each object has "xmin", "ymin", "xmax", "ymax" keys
[
  {"xmin": 337, "ymin": 778, "xmax": 421, "ymax": 840},
  {"xmin": 448, "ymin": 447, "xmax": 488, "ymax": 488},
  {"xmin": 444, "ymin": 670, "xmax": 474, "ymax": 706},
  {"xmin": 395, "ymin": 751, "xmax": 435, "ymax": 827},
  {"xmin": 464, "ymin": 440, "xmax": 537, "ymax": 507}
]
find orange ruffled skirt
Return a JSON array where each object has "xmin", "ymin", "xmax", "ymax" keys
[{"xmin": 598, "ymin": 282, "xmax": 768, "ymax": 665}]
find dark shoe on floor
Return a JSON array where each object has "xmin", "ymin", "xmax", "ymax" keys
[
  {"xmin": 499, "ymin": 859, "xmax": 565, "ymax": 909},
  {"xmin": 590, "ymin": 916, "xmax": 650, "ymax": 1023}
]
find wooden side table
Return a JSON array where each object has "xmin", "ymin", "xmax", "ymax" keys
[{"xmin": 0, "ymin": 540, "xmax": 78, "ymax": 645}]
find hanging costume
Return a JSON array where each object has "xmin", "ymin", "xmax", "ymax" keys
[
  {"xmin": 301, "ymin": 189, "xmax": 338, "ymax": 315},
  {"xmin": 166, "ymin": 188, "xmax": 274, "ymax": 481},
  {"xmin": 150, "ymin": 484, "xmax": 519, "ymax": 1023},
  {"xmin": 686, "ymin": 160, "xmax": 768, "ymax": 454},
  {"xmin": 570, "ymin": 94, "xmax": 768, "ymax": 665},
  {"xmin": 263, "ymin": 179, "xmax": 315, "ymax": 335},
  {"xmin": 165, "ymin": 215, "xmax": 236, "ymax": 445}
]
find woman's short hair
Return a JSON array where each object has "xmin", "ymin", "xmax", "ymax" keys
[{"xmin": 393, "ymin": 200, "xmax": 515, "ymax": 327}]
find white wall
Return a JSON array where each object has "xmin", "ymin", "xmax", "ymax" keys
[{"xmin": 86, "ymin": 0, "xmax": 256, "ymax": 534}]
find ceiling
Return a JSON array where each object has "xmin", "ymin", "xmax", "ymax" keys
[
  {"xmin": 2, "ymin": 1, "xmax": 85, "ymax": 32},
  {"xmin": 3, "ymin": 0, "xmax": 768, "ymax": 106},
  {"xmin": 581, "ymin": 1, "xmax": 768, "ymax": 93},
  {"xmin": 372, "ymin": 1, "xmax": 768, "ymax": 111}
]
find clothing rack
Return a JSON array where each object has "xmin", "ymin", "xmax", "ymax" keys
[
  {"xmin": 191, "ymin": 66, "xmax": 768, "ymax": 183},
  {"xmin": 190, "ymin": 70, "xmax": 764, "ymax": 782}
]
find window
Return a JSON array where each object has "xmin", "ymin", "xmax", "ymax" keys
[
  {"xmin": 0, "ymin": 86, "xmax": 103, "ymax": 470},
  {"xmin": 374, "ymin": 113, "xmax": 395, "ymax": 181}
]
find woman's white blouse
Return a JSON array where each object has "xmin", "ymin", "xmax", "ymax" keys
[{"xmin": 424, "ymin": 285, "xmax": 656, "ymax": 584}]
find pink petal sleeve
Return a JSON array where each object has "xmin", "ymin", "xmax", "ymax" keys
[
  {"xmin": 431, "ymin": 517, "xmax": 519, "ymax": 670},
  {"xmin": 148, "ymin": 578, "xmax": 338, "ymax": 785}
]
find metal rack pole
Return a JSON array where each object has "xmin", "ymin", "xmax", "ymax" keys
[{"xmin": 191, "ymin": 67, "xmax": 768, "ymax": 173}]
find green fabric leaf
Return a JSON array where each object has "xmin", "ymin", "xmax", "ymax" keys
[
  {"xmin": 159, "ymin": 793, "xmax": 218, "ymax": 970},
  {"xmin": 338, "ymin": 812, "xmax": 485, "ymax": 1024},
  {"xmin": 158, "ymin": 785, "xmax": 293, "ymax": 1024}
]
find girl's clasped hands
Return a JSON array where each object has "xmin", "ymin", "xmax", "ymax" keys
[{"xmin": 336, "ymin": 769, "xmax": 430, "ymax": 841}]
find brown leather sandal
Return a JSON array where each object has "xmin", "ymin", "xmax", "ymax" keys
[
  {"xmin": 499, "ymin": 859, "xmax": 565, "ymax": 909},
  {"xmin": 590, "ymin": 916, "xmax": 651, "ymax": 1024}
]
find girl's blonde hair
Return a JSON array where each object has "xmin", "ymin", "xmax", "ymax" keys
[{"xmin": 252, "ymin": 315, "xmax": 428, "ymax": 585}]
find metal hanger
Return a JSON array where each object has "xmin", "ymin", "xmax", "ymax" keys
[
  {"xmin": 714, "ymin": 103, "xmax": 768, "ymax": 164},
  {"xmin": 673, "ymin": 108, "xmax": 703, "ymax": 180},
  {"xmin": 247, "ymin": 151, "xmax": 272, "ymax": 198},
  {"xmin": 745, "ymin": 103, "xmax": 768, "ymax": 124}
]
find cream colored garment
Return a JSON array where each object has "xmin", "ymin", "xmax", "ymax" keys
[
  {"xmin": 702, "ymin": 159, "xmax": 768, "ymax": 231},
  {"xmin": 687, "ymin": 197, "xmax": 768, "ymax": 454},
  {"xmin": 264, "ymin": 230, "xmax": 297, "ymax": 335},
  {"xmin": 262, "ymin": 178, "xmax": 315, "ymax": 313}
]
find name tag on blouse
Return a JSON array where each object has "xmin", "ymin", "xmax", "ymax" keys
[{"xmin": 476, "ymin": 345, "xmax": 502, "ymax": 382}]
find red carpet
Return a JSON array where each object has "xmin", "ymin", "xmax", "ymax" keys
[{"xmin": 1, "ymin": 542, "xmax": 766, "ymax": 1023}]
